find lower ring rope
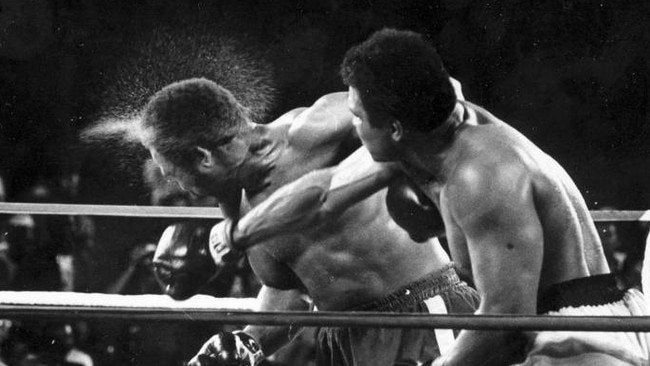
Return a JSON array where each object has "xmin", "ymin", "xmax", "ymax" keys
[{"xmin": 0, "ymin": 292, "xmax": 648, "ymax": 332}]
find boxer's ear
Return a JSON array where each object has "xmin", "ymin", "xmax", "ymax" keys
[
  {"xmin": 390, "ymin": 120, "xmax": 403, "ymax": 143},
  {"xmin": 212, "ymin": 136, "xmax": 248, "ymax": 166},
  {"xmin": 196, "ymin": 147, "xmax": 215, "ymax": 170}
]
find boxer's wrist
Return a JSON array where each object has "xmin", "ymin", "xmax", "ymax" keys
[
  {"xmin": 430, "ymin": 354, "xmax": 447, "ymax": 366},
  {"xmin": 209, "ymin": 220, "xmax": 243, "ymax": 265},
  {"xmin": 230, "ymin": 222, "xmax": 248, "ymax": 250}
]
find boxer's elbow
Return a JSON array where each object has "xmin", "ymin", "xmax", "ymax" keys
[{"xmin": 319, "ymin": 203, "xmax": 338, "ymax": 223}]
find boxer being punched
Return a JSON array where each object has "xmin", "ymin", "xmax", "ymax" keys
[
  {"xmin": 140, "ymin": 77, "xmax": 479, "ymax": 366},
  {"xmin": 240, "ymin": 29, "xmax": 650, "ymax": 365}
]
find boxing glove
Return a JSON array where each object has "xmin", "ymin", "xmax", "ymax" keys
[
  {"xmin": 153, "ymin": 221, "xmax": 218, "ymax": 300},
  {"xmin": 188, "ymin": 331, "xmax": 265, "ymax": 366},
  {"xmin": 386, "ymin": 177, "xmax": 445, "ymax": 242}
]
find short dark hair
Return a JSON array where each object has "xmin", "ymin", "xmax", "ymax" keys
[
  {"xmin": 341, "ymin": 28, "xmax": 456, "ymax": 133},
  {"xmin": 140, "ymin": 78, "xmax": 247, "ymax": 166}
]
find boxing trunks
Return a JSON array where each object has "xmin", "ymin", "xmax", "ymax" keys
[
  {"xmin": 515, "ymin": 274, "xmax": 650, "ymax": 366},
  {"xmin": 315, "ymin": 264, "xmax": 479, "ymax": 366}
]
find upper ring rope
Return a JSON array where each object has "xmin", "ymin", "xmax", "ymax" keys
[
  {"xmin": 0, "ymin": 202, "xmax": 223, "ymax": 219},
  {"xmin": 590, "ymin": 210, "xmax": 650, "ymax": 222},
  {"xmin": 0, "ymin": 203, "xmax": 645, "ymax": 222}
]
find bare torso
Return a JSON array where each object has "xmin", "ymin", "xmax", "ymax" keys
[
  {"xmin": 426, "ymin": 101, "xmax": 607, "ymax": 299},
  {"xmin": 238, "ymin": 101, "xmax": 448, "ymax": 311}
]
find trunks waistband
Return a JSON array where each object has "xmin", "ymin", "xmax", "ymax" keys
[
  {"xmin": 537, "ymin": 273, "xmax": 625, "ymax": 314},
  {"xmin": 350, "ymin": 263, "xmax": 462, "ymax": 312}
]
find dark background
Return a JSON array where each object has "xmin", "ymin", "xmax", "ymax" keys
[{"xmin": 1, "ymin": 0, "xmax": 650, "ymax": 290}]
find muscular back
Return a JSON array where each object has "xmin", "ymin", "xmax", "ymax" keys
[
  {"xmin": 241, "ymin": 93, "xmax": 447, "ymax": 310},
  {"xmin": 441, "ymin": 102, "xmax": 607, "ymax": 302}
]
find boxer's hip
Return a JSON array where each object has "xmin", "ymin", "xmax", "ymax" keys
[
  {"xmin": 314, "ymin": 264, "xmax": 480, "ymax": 366},
  {"xmin": 346, "ymin": 263, "xmax": 478, "ymax": 313},
  {"xmin": 517, "ymin": 274, "xmax": 650, "ymax": 366}
]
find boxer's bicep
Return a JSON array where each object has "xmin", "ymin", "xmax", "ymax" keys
[
  {"xmin": 437, "ymin": 169, "xmax": 542, "ymax": 366},
  {"xmin": 450, "ymin": 165, "xmax": 542, "ymax": 315}
]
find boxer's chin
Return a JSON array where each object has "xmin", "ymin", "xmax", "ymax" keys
[{"xmin": 166, "ymin": 286, "xmax": 196, "ymax": 301}]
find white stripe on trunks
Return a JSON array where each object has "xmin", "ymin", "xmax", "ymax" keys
[{"xmin": 424, "ymin": 295, "xmax": 455, "ymax": 356}]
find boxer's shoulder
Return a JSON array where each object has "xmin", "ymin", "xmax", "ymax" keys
[
  {"xmin": 286, "ymin": 92, "xmax": 355, "ymax": 150},
  {"xmin": 270, "ymin": 107, "xmax": 307, "ymax": 127}
]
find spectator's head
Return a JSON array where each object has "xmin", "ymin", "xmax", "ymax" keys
[
  {"xmin": 6, "ymin": 215, "xmax": 36, "ymax": 262},
  {"xmin": 596, "ymin": 206, "xmax": 624, "ymax": 256}
]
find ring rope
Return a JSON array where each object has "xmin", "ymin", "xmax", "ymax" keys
[
  {"xmin": 0, "ymin": 292, "xmax": 648, "ymax": 332},
  {"xmin": 0, "ymin": 291, "xmax": 255, "ymax": 309},
  {"xmin": 0, "ymin": 203, "xmax": 646, "ymax": 222},
  {"xmin": 590, "ymin": 210, "xmax": 650, "ymax": 222},
  {"xmin": 0, "ymin": 202, "xmax": 223, "ymax": 219}
]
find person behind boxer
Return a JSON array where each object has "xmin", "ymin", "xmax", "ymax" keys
[
  {"xmin": 140, "ymin": 78, "xmax": 479, "ymax": 366},
  {"xmin": 224, "ymin": 28, "xmax": 650, "ymax": 365}
]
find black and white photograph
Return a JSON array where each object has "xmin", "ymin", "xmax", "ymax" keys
[{"xmin": 1, "ymin": 1, "xmax": 650, "ymax": 365}]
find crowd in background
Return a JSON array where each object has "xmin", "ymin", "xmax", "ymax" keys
[{"xmin": 0, "ymin": 173, "xmax": 263, "ymax": 365}]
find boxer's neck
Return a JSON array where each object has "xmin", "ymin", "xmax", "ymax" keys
[
  {"xmin": 235, "ymin": 124, "xmax": 279, "ymax": 195},
  {"xmin": 401, "ymin": 102, "xmax": 467, "ymax": 183}
]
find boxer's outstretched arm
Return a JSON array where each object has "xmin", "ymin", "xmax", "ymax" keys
[{"xmin": 232, "ymin": 147, "xmax": 399, "ymax": 249}]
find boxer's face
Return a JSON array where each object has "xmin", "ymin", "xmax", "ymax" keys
[
  {"xmin": 150, "ymin": 144, "xmax": 244, "ymax": 199},
  {"xmin": 150, "ymin": 148, "xmax": 202, "ymax": 195},
  {"xmin": 347, "ymin": 86, "xmax": 397, "ymax": 162}
]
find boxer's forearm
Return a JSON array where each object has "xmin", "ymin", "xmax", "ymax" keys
[
  {"xmin": 232, "ymin": 172, "xmax": 332, "ymax": 249},
  {"xmin": 233, "ymin": 148, "xmax": 398, "ymax": 249},
  {"xmin": 322, "ymin": 147, "xmax": 399, "ymax": 214},
  {"xmin": 243, "ymin": 287, "xmax": 311, "ymax": 355}
]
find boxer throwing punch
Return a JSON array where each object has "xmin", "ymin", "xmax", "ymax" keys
[
  {"xmin": 224, "ymin": 28, "xmax": 650, "ymax": 365},
  {"xmin": 140, "ymin": 78, "xmax": 478, "ymax": 366}
]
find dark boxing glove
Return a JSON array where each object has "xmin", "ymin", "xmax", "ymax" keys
[
  {"xmin": 188, "ymin": 331, "xmax": 265, "ymax": 366},
  {"xmin": 386, "ymin": 177, "xmax": 445, "ymax": 242},
  {"xmin": 153, "ymin": 221, "xmax": 217, "ymax": 300}
]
